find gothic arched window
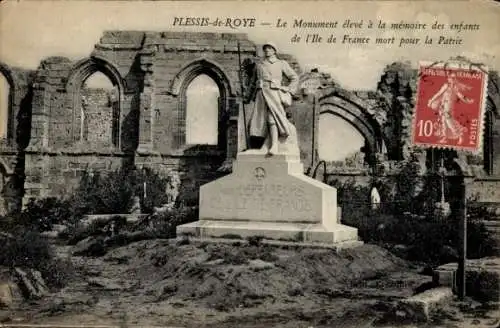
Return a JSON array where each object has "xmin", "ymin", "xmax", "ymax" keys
[{"xmin": 66, "ymin": 58, "xmax": 123, "ymax": 150}]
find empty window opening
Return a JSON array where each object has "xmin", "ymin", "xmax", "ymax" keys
[{"xmin": 185, "ymin": 74, "xmax": 220, "ymax": 146}]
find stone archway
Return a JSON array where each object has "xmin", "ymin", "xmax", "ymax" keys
[
  {"xmin": 169, "ymin": 58, "xmax": 236, "ymax": 98},
  {"xmin": 317, "ymin": 93, "xmax": 384, "ymax": 166},
  {"xmin": 169, "ymin": 58, "xmax": 234, "ymax": 152},
  {"xmin": 66, "ymin": 56, "xmax": 125, "ymax": 148}
]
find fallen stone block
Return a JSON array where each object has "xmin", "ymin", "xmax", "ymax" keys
[
  {"xmin": 87, "ymin": 277, "xmax": 126, "ymax": 291},
  {"xmin": 40, "ymin": 230, "xmax": 59, "ymax": 239},
  {"xmin": 434, "ymin": 257, "xmax": 500, "ymax": 302},
  {"xmin": 13, "ymin": 268, "xmax": 49, "ymax": 300},
  {"xmin": 105, "ymin": 231, "xmax": 155, "ymax": 247},
  {"xmin": 31, "ymin": 270, "xmax": 49, "ymax": 295},
  {"xmin": 48, "ymin": 289, "xmax": 99, "ymax": 310},
  {"xmin": 249, "ymin": 259, "xmax": 275, "ymax": 271},
  {"xmin": 41, "ymin": 224, "xmax": 68, "ymax": 239},
  {"xmin": 396, "ymin": 287, "xmax": 453, "ymax": 322},
  {"xmin": 72, "ymin": 236, "xmax": 106, "ymax": 257},
  {"xmin": 434, "ymin": 267, "xmax": 456, "ymax": 288}
]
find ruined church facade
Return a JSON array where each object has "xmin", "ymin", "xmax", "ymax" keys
[{"xmin": 0, "ymin": 31, "xmax": 499, "ymax": 214}]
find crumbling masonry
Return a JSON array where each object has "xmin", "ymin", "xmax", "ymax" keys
[{"xmin": 0, "ymin": 31, "xmax": 499, "ymax": 215}]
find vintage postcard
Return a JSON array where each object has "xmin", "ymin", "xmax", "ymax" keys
[{"xmin": 0, "ymin": 0, "xmax": 499, "ymax": 327}]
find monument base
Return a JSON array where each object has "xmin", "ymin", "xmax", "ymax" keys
[
  {"xmin": 176, "ymin": 149, "xmax": 361, "ymax": 246},
  {"xmin": 177, "ymin": 219, "xmax": 360, "ymax": 244}
]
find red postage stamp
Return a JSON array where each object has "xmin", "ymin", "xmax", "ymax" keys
[{"xmin": 411, "ymin": 61, "xmax": 489, "ymax": 152}]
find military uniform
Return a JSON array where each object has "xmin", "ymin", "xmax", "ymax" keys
[{"xmin": 248, "ymin": 43, "xmax": 299, "ymax": 139}]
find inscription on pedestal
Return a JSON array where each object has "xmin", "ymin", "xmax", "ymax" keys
[{"xmin": 203, "ymin": 182, "xmax": 313, "ymax": 218}]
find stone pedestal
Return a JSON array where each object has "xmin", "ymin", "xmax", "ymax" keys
[{"xmin": 177, "ymin": 149, "xmax": 361, "ymax": 245}]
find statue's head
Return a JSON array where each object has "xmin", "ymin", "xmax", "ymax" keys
[{"xmin": 262, "ymin": 42, "xmax": 277, "ymax": 57}]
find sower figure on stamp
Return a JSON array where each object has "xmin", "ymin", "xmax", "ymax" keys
[
  {"xmin": 427, "ymin": 73, "xmax": 474, "ymax": 145},
  {"xmin": 244, "ymin": 42, "xmax": 299, "ymax": 156}
]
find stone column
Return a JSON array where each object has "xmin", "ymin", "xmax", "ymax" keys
[
  {"xmin": 26, "ymin": 83, "xmax": 50, "ymax": 151},
  {"xmin": 24, "ymin": 82, "xmax": 51, "ymax": 206},
  {"xmin": 22, "ymin": 153, "xmax": 49, "ymax": 207},
  {"xmin": 9, "ymin": 83, "xmax": 27, "ymax": 148},
  {"xmin": 137, "ymin": 50, "xmax": 155, "ymax": 153}
]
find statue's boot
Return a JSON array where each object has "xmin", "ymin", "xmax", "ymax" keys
[{"xmin": 268, "ymin": 124, "xmax": 279, "ymax": 156}]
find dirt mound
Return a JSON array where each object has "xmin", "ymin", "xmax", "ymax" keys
[{"xmin": 103, "ymin": 240, "xmax": 412, "ymax": 311}]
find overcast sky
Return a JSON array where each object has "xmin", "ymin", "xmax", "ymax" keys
[{"xmin": 0, "ymin": 0, "xmax": 499, "ymax": 90}]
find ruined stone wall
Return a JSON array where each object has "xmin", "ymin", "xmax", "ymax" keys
[
  {"xmin": 0, "ymin": 63, "xmax": 34, "ymax": 213},
  {"xmin": 24, "ymin": 152, "xmax": 126, "ymax": 199},
  {"xmin": 133, "ymin": 154, "xmax": 227, "ymax": 205},
  {"xmin": 486, "ymin": 71, "xmax": 500, "ymax": 177},
  {"xmin": 28, "ymin": 57, "xmax": 73, "ymax": 149},
  {"xmin": 22, "ymin": 56, "xmax": 120, "ymax": 200},
  {"xmin": 375, "ymin": 62, "xmax": 417, "ymax": 161},
  {"xmin": 136, "ymin": 32, "xmax": 257, "ymax": 202},
  {"xmin": 135, "ymin": 32, "xmax": 254, "ymax": 155},
  {"xmin": 0, "ymin": 64, "xmax": 33, "ymax": 149},
  {"xmin": 492, "ymin": 118, "xmax": 500, "ymax": 175},
  {"xmin": 292, "ymin": 70, "xmax": 384, "ymax": 174},
  {"xmin": 20, "ymin": 33, "xmax": 142, "ymax": 201},
  {"xmin": 289, "ymin": 95, "xmax": 317, "ymax": 169},
  {"xmin": 37, "ymin": 60, "xmax": 138, "ymax": 152},
  {"xmin": 20, "ymin": 31, "xmax": 260, "ymax": 206},
  {"xmin": 46, "ymin": 154, "xmax": 124, "ymax": 197},
  {"xmin": 8, "ymin": 31, "xmax": 500, "ymax": 210},
  {"xmin": 80, "ymin": 88, "xmax": 115, "ymax": 146},
  {"xmin": 468, "ymin": 178, "xmax": 500, "ymax": 203}
]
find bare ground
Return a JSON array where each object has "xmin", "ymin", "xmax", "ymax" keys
[{"xmin": 1, "ymin": 239, "xmax": 498, "ymax": 327}]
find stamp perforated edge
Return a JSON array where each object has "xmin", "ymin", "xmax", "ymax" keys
[{"xmin": 410, "ymin": 59, "xmax": 489, "ymax": 156}]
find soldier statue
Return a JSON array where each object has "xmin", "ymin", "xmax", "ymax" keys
[{"xmin": 244, "ymin": 42, "xmax": 299, "ymax": 156}]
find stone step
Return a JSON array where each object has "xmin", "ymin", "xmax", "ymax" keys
[
  {"xmin": 178, "ymin": 236, "xmax": 364, "ymax": 250},
  {"xmin": 177, "ymin": 219, "xmax": 359, "ymax": 244},
  {"xmin": 396, "ymin": 287, "xmax": 454, "ymax": 322}
]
